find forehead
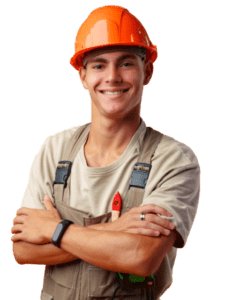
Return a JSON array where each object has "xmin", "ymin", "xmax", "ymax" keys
[
  {"xmin": 88, "ymin": 51, "xmax": 139, "ymax": 63},
  {"xmin": 82, "ymin": 46, "xmax": 145, "ymax": 67}
]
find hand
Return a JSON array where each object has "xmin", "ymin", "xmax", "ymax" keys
[
  {"xmin": 11, "ymin": 196, "xmax": 62, "ymax": 244},
  {"xmin": 109, "ymin": 204, "xmax": 175, "ymax": 237}
]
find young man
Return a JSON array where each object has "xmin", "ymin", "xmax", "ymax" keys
[{"xmin": 11, "ymin": 6, "xmax": 200, "ymax": 300}]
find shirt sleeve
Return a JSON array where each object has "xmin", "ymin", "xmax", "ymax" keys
[
  {"xmin": 21, "ymin": 136, "xmax": 57, "ymax": 209},
  {"xmin": 141, "ymin": 135, "xmax": 200, "ymax": 248},
  {"xmin": 21, "ymin": 127, "xmax": 79, "ymax": 209}
]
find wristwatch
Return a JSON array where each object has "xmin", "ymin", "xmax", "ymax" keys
[{"xmin": 52, "ymin": 220, "xmax": 73, "ymax": 248}]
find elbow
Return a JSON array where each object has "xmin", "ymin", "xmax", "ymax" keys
[
  {"xmin": 128, "ymin": 262, "xmax": 149, "ymax": 277},
  {"xmin": 13, "ymin": 242, "xmax": 27, "ymax": 265},
  {"xmin": 15, "ymin": 258, "xmax": 25, "ymax": 265},
  {"xmin": 125, "ymin": 261, "xmax": 146, "ymax": 277},
  {"xmin": 140, "ymin": 251, "xmax": 165, "ymax": 277},
  {"xmin": 137, "ymin": 231, "xmax": 178, "ymax": 277},
  {"xmin": 13, "ymin": 250, "xmax": 24, "ymax": 265},
  {"xmin": 137, "ymin": 259, "xmax": 158, "ymax": 278},
  {"xmin": 136, "ymin": 257, "xmax": 154, "ymax": 278},
  {"xmin": 136, "ymin": 249, "xmax": 163, "ymax": 277},
  {"xmin": 141, "ymin": 263, "xmax": 157, "ymax": 278},
  {"xmin": 125, "ymin": 249, "xmax": 149, "ymax": 277}
]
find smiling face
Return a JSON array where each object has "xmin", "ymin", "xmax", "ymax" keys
[{"xmin": 79, "ymin": 50, "xmax": 152, "ymax": 121}]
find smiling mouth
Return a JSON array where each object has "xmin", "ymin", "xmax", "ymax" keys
[{"xmin": 100, "ymin": 89, "xmax": 129, "ymax": 95}]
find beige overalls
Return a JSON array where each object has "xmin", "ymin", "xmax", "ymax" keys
[{"xmin": 41, "ymin": 124, "xmax": 171, "ymax": 300}]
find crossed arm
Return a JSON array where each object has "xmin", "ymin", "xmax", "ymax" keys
[
  {"xmin": 12, "ymin": 196, "xmax": 178, "ymax": 277},
  {"xmin": 12, "ymin": 222, "xmax": 115, "ymax": 265}
]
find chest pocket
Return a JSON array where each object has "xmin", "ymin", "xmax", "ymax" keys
[{"xmin": 51, "ymin": 260, "xmax": 80, "ymax": 290}]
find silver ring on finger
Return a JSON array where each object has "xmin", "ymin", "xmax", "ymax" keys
[{"xmin": 140, "ymin": 213, "xmax": 145, "ymax": 221}]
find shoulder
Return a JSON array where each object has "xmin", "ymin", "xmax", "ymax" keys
[
  {"xmin": 153, "ymin": 131, "xmax": 200, "ymax": 169},
  {"xmin": 44, "ymin": 125, "xmax": 81, "ymax": 147},
  {"xmin": 30, "ymin": 124, "xmax": 84, "ymax": 190},
  {"xmin": 39, "ymin": 125, "xmax": 82, "ymax": 162}
]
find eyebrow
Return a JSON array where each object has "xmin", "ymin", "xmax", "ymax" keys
[{"xmin": 89, "ymin": 54, "xmax": 138, "ymax": 64}]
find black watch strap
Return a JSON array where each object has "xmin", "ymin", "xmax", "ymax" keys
[{"xmin": 52, "ymin": 220, "xmax": 73, "ymax": 248}]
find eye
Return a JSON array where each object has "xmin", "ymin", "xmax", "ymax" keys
[
  {"xmin": 93, "ymin": 64, "xmax": 104, "ymax": 70},
  {"xmin": 121, "ymin": 62, "xmax": 134, "ymax": 67}
]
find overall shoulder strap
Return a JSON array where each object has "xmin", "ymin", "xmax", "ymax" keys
[
  {"xmin": 53, "ymin": 123, "xmax": 91, "ymax": 205},
  {"xmin": 126, "ymin": 127, "xmax": 163, "ymax": 208}
]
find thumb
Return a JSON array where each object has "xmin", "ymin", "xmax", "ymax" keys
[{"xmin": 43, "ymin": 195, "xmax": 53, "ymax": 210}]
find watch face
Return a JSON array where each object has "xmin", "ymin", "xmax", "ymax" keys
[
  {"xmin": 52, "ymin": 220, "xmax": 73, "ymax": 248},
  {"xmin": 52, "ymin": 223, "xmax": 63, "ymax": 243},
  {"xmin": 55, "ymin": 223, "xmax": 63, "ymax": 236}
]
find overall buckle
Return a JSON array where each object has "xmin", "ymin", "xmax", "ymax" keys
[
  {"xmin": 53, "ymin": 161, "xmax": 72, "ymax": 188},
  {"xmin": 129, "ymin": 163, "xmax": 152, "ymax": 189}
]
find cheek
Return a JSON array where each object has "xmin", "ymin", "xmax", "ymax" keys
[
  {"xmin": 130, "ymin": 75, "xmax": 144, "ymax": 95},
  {"xmin": 85, "ymin": 71, "xmax": 101, "ymax": 91},
  {"xmin": 125, "ymin": 69, "xmax": 144, "ymax": 88}
]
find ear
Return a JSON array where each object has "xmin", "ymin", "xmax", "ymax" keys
[
  {"xmin": 79, "ymin": 67, "xmax": 89, "ymax": 90},
  {"xmin": 143, "ymin": 61, "xmax": 153, "ymax": 85}
]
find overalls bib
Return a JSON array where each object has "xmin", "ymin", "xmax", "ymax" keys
[{"xmin": 41, "ymin": 124, "xmax": 171, "ymax": 300}]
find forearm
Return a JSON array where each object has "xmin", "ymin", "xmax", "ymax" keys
[
  {"xmin": 13, "ymin": 241, "xmax": 78, "ymax": 265},
  {"xmin": 60, "ymin": 225, "xmax": 145, "ymax": 276},
  {"xmin": 12, "ymin": 223, "xmax": 109, "ymax": 265}
]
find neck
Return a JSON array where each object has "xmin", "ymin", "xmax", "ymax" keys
[{"xmin": 84, "ymin": 111, "xmax": 141, "ymax": 166}]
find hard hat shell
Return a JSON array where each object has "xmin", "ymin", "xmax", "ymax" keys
[{"xmin": 70, "ymin": 5, "xmax": 157, "ymax": 70}]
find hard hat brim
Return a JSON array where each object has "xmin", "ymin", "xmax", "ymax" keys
[{"xmin": 70, "ymin": 43, "xmax": 157, "ymax": 70}]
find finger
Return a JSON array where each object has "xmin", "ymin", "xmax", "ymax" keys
[
  {"xmin": 137, "ymin": 228, "xmax": 174, "ymax": 237},
  {"xmin": 11, "ymin": 233, "xmax": 23, "ymax": 242},
  {"xmin": 138, "ymin": 204, "xmax": 172, "ymax": 217},
  {"xmin": 43, "ymin": 196, "xmax": 54, "ymax": 210},
  {"xmin": 136, "ymin": 228, "xmax": 161, "ymax": 237},
  {"xmin": 13, "ymin": 216, "xmax": 26, "ymax": 225},
  {"xmin": 11, "ymin": 224, "xmax": 23, "ymax": 234},
  {"xmin": 123, "ymin": 227, "xmax": 160, "ymax": 237},
  {"xmin": 139, "ymin": 221, "xmax": 171, "ymax": 236},
  {"xmin": 146, "ymin": 214, "xmax": 175, "ymax": 230},
  {"xmin": 140, "ymin": 221, "xmax": 175, "ymax": 236},
  {"xmin": 141, "ymin": 204, "xmax": 172, "ymax": 217},
  {"xmin": 16, "ymin": 207, "xmax": 30, "ymax": 216}
]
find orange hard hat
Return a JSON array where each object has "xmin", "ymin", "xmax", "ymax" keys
[{"xmin": 70, "ymin": 5, "xmax": 157, "ymax": 70}]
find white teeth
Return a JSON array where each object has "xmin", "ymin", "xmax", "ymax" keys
[{"xmin": 103, "ymin": 90, "xmax": 126, "ymax": 95}]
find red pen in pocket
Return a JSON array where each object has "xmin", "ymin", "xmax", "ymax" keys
[{"xmin": 112, "ymin": 192, "xmax": 122, "ymax": 221}]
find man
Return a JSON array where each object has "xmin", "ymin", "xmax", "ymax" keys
[{"xmin": 11, "ymin": 5, "xmax": 200, "ymax": 300}]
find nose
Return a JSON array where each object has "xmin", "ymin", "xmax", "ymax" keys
[{"xmin": 105, "ymin": 64, "xmax": 122, "ymax": 83}]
